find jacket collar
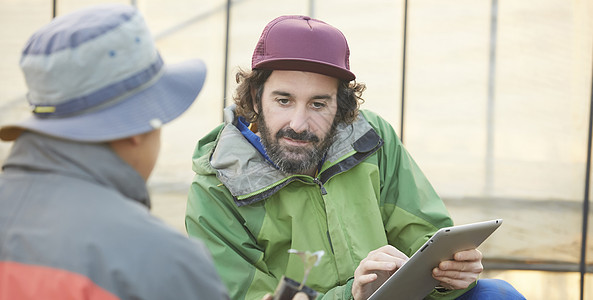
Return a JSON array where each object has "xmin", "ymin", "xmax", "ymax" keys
[
  {"xmin": 210, "ymin": 105, "xmax": 382, "ymax": 206},
  {"xmin": 2, "ymin": 131, "xmax": 151, "ymax": 208}
]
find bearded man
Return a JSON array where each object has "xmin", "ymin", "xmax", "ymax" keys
[{"xmin": 185, "ymin": 15, "xmax": 524, "ymax": 300}]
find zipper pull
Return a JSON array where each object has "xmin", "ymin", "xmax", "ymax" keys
[{"xmin": 313, "ymin": 178, "xmax": 327, "ymax": 195}]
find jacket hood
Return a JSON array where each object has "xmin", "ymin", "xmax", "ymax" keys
[{"xmin": 2, "ymin": 131, "xmax": 150, "ymax": 207}]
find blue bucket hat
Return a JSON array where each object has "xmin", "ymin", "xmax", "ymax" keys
[{"xmin": 0, "ymin": 4, "xmax": 206, "ymax": 142}]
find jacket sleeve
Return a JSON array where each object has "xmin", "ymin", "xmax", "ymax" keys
[
  {"xmin": 363, "ymin": 110, "xmax": 452, "ymax": 254},
  {"xmin": 361, "ymin": 110, "xmax": 475, "ymax": 299}
]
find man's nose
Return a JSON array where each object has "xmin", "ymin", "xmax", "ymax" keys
[{"xmin": 289, "ymin": 107, "xmax": 310, "ymax": 133}]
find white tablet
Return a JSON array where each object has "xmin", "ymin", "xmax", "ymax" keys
[{"xmin": 368, "ymin": 219, "xmax": 503, "ymax": 300}]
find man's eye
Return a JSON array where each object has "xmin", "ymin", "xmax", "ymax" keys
[
  {"xmin": 277, "ymin": 98, "xmax": 290, "ymax": 105},
  {"xmin": 312, "ymin": 102, "xmax": 326, "ymax": 109}
]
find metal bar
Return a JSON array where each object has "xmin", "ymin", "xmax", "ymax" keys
[
  {"xmin": 485, "ymin": 0, "xmax": 498, "ymax": 197},
  {"xmin": 579, "ymin": 37, "xmax": 593, "ymax": 300},
  {"xmin": 222, "ymin": 0, "xmax": 232, "ymax": 118},
  {"xmin": 399, "ymin": 0, "xmax": 408, "ymax": 143},
  {"xmin": 153, "ymin": 0, "xmax": 246, "ymax": 41},
  {"xmin": 309, "ymin": 0, "xmax": 315, "ymax": 18},
  {"xmin": 52, "ymin": 0, "xmax": 57, "ymax": 18}
]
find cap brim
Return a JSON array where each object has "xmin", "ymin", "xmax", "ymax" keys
[
  {"xmin": 254, "ymin": 59, "xmax": 355, "ymax": 81},
  {"xmin": 0, "ymin": 59, "xmax": 206, "ymax": 142}
]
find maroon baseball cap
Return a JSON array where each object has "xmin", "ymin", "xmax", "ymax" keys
[{"xmin": 252, "ymin": 15, "xmax": 355, "ymax": 81}]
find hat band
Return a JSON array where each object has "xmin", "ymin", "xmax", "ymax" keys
[{"xmin": 31, "ymin": 54, "xmax": 164, "ymax": 118}]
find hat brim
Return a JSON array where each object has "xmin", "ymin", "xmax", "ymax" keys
[
  {"xmin": 254, "ymin": 59, "xmax": 355, "ymax": 81},
  {"xmin": 0, "ymin": 59, "xmax": 206, "ymax": 142}
]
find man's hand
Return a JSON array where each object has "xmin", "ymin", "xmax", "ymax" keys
[
  {"xmin": 351, "ymin": 245, "xmax": 409, "ymax": 300},
  {"xmin": 432, "ymin": 249, "xmax": 483, "ymax": 290}
]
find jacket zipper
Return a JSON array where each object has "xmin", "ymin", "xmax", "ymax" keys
[{"xmin": 313, "ymin": 178, "xmax": 327, "ymax": 195}]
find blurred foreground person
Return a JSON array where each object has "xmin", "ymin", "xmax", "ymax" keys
[
  {"xmin": 185, "ymin": 15, "xmax": 525, "ymax": 300},
  {"xmin": 0, "ymin": 4, "xmax": 229, "ymax": 300}
]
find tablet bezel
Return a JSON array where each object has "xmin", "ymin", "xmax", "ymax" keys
[{"xmin": 367, "ymin": 219, "xmax": 503, "ymax": 300}]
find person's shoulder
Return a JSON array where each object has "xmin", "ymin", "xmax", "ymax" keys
[
  {"xmin": 121, "ymin": 217, "xmax": 228, "ymax": 298},
  {"xmin": 359, "ymin": 109, "xmax": 392, "ymax": 126},
  {"xmin": 105, "ymin": 203, "xmax": 199, "ymax": 254},
  {"xmin": 359, "ymin": 109, "xmax": 383, "ymax": 120},
  {"xmin": 65, "ymin": 189, "xmax": 199, "ymax": 260},
  {"xmin": 97, "ymin": 212, "xmax": 227, "ymax": 299},
  {"xmin": 94, "ymin": 206, "xmax": 218, "ymax": 276},
  {"xmin": 358, "ymin": 109, "xmax": 399, "ymax": 138}
]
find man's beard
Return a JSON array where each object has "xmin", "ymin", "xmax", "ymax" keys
[{"xmin": 258, "ymin": 112, "xmax": 336, "ymax": 175}]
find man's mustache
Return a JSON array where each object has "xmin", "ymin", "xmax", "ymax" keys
[{"xmin": 276, "ymin": 128, "xmax": 320, "ymax": 143}]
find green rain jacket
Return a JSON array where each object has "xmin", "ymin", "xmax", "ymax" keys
[{"xmin": 186, "ymin": 106, "xmax": 474, "ymax": 300}]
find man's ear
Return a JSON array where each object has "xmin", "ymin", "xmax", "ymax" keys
[
  {"xmin": 128, "ymin": 135, "xmax": 142, "ymax": 146},
  {"xmin": 110, "ymin": 135, "xmax": 142, "ymax": 150}
]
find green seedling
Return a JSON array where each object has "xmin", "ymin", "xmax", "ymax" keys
[{"xmin": 288, "ymin": 249, "xmax": 325, "ymax": 290}]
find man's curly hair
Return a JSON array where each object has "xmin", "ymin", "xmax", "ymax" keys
[{"xmin": 233, "ymin": 69, "xmax": 365, "ymax": 124}]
